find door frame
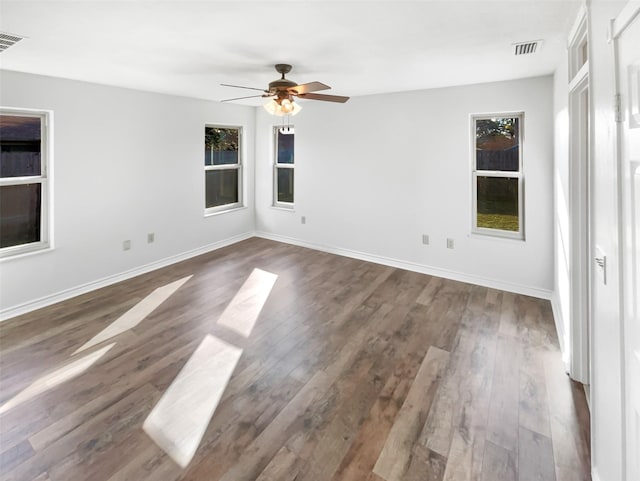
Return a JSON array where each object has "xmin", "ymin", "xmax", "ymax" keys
[{"xmin": 567, "ymin": 6, "xmax": 591, "ymax": 384}]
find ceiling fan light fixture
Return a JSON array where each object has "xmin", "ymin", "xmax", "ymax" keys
[
  {"xmin": 280, "ymin": 98, "xmax": 294, "ymax": 113},
  {"xmin": 263, "ymin": 99, "xmax": 281, "ymax": 115},
  {"xmin": 263, "ymin": 98, "xmax": 302, "ymax": 116}
]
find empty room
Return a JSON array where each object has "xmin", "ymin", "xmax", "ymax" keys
[{"xmin": 0, "ymin": 1, "xmax": 638, "ymax": 480}]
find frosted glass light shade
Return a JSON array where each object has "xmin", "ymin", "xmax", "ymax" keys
[
  {"xmin": 263, "ymin": 98, "xmax": 302, "ymax": 116},
  {"xmin": 263, "ymin": 99, "xmax": 281, "ymax": 115}
]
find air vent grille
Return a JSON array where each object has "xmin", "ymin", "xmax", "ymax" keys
[
  {"xmin": 513, "ymin": 40, "xmax": 542, "ymax": 56},
  {"xmin": 0, "ymin": 33, "xmax": 25, "ymax": 53}
]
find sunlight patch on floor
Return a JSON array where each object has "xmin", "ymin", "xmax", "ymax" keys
[
  {"xmin": 74, "ymin": 275, "xmax": 193, "ymax": 354},
  {"xmin": 217, "ymin": 268, "xmax": 278, "ymax": 338},
  {"xmin": 143, "ymin": 267, "xmax": 278, "ymax": 467},
  {"xmin": 143, "ymin": 334, "xmax": 242, "ymax": 468},
  {"xmin": 0, "ymin": 343, "xmax": 115, "ymax": 414}
]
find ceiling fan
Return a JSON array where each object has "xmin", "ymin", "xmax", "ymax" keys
[{"xmin": 220, "ymin": 64, "xmax": 349, "ymax": 115}]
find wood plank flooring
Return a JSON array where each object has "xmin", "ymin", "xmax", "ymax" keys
[{"xmin": 0, "ymin": 238, "xmax": 591, "ymax": 481}]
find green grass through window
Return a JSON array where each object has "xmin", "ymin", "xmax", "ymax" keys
[{"xmin": 477, "ymin": 213, "xmax": 519, "ymax": 232}]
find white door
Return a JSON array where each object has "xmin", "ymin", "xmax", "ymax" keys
[{"xmin": 614, "ymin": 4, "xmax": 640, "ymax": 481}]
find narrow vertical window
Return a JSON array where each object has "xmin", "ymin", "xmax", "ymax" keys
[
  {"xmin": 472, "ymin": 114, "xmax": 524, "ymax": 239},
  {"xmin": 274, "ymin": 126, "xmax": 294, "ymax": 207},
  {"xmin": 204, "ymin": 126, "xmax": 242, "ymax": 214},
  {"xmin": 0, "ymin": 110, "xmax": 50, "ymax": 257}
]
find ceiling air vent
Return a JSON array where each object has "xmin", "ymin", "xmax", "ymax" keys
[
  {"xmin": 513, "ymin": 40, "xmax": 542, "ymax": 56},
  {"xmin": 0, "ymin": 32, "xmax": 25, "ymax": 53}
]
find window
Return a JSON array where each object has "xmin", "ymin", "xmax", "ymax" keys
[
  {"xmin": 472, "ymin": 113, "xmax": 524, "ymax": 239},
  {"xmin": 274, "ymin": 126, "xmax": 294, "ymax": 207},
  {"xmin": 568, "ymin": 11, "xmax": 588, "ymax": 80},
  {"xmin": 204, "ymin": 125, "xmax": 242, "ymax": 214},
  {"xmin": 0, "ymin": 109, "xmax": 50, "ymax": 257}
]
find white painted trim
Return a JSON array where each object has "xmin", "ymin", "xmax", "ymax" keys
[
  {"xmin": 469, "ymin": 112, "xmax": 525, "ymax": 240},
  {"xmin": 568, "ymin": 69, "xmax": 591, "ymax": 384},
  {"xmin": 592, "ymin": 466, "xmax": 602, "ymax": 481},
  {"xmin": 0, "ymin": 108, "xmax": 52, "ymax": 259},
  {"xmin": 568, "ymin": 3, "xmax": 588, "ymax": 49},
  {"xmin": 568, "ymin": 61, "xmax": 589, "ymax": 93},
  {"xmin": 565, "ymin": 3, "xmax": 592, "ymax": 385},
  {"xmin": 0, "ymin": 231, "xmax": 254, "ymax": 322},
  {"xmin": 568, "ymin": 4, "xmax": 589, "ymax": 81},
  {"xmin": 272, "ymin": 125, "xmax": 295, "ymax": 209},
  {"xmin": 584, "ymin": 383, "xmax": 591, "ymax": 411},
  {"xmin": 204, "ymin": 124, "xmax": 244, "ymax": 216},
  {"xmin": 255, "ymin": 231, "xmax": 553, "ymax": 300},
  {"xmin": 551, "ymin": 292, "xmax": 571, "ymax": 372},
  {"xmin": 612, "ymin": 1, "xmax": 640, "ymax": 39}
]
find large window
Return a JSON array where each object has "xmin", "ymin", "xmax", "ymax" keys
[
  {"xmin": 472, "ymin": 113, "xmax": 524, "ymax": 239},
  {"xmin": 0, "ymin": 109, "xmax": 50, "ymax": 257},
  {"xmin": 274, "ymin": 126, "xmax": 294, "ymax": 207},
  {"xmin": 204, "ymin": 125, "xmax": 242, "ymax": 214}
]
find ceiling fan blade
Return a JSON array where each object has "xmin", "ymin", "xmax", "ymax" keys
[
  {"xmin": 289, "ymin": 81, "xmax": 331, "ymax": 94},
  {"xmin": 220, "ymin": 94, "xmax": 268, "ymax": 102},
  {"xmin": 221, "ymin": 83, "xmax": 267, "ymax": 92},
  {"xmin": 298, "ymin": 93, "xmax": 350, "ymax": 103}
]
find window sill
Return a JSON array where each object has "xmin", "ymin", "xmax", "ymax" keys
[
  {"xmin": 270, "ymin": 205, "xmax": 295, "ymax": 213},
  {"xmin": 470, "ymin": 231, "xmax": 525, "ymax": 242},
  {"xmin": 0, "ymin": 244, "xmax": 54, "ymax": 262},
  {"xmin": 204, "ymin": 205, "xmax": 247, "ymax": 217}
]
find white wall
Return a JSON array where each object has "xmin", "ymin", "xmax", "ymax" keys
[
  {"xmin": 0, "ymin": 70, "xmax": 255, "ymax": 317},
  {"xmin": 255, "ymin": 76, "xmax": 555, "ymax": 296},
  {"xmin": 553, "ymin": 59, "xmax": 571, "ymax": 364}
]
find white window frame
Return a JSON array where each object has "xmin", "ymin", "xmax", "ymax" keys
[
  {"xmin": 471, "ymin": 112, "xmax": 525, "ymax": 240},
  {"xmin": 0, "ymin": 108, "xmax": 51, "ymax": 258},
  {"xmin": 204, "ymin": 124, "xmax": 243, "ymax": 215},
  {"xmin": 273, "ymin": 126, "xmax": 294, "ymax": 209}
]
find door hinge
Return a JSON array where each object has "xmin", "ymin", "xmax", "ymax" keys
[{"xmin": 614, "ymin": 93, "xmax": 622, "ymax": 122}]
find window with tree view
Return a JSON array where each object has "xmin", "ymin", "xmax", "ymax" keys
[
  {"xmin": 204, "ymin": 126, "xmax": 242, "ymax": 213},
  {"xmin": 274, "ymin": 127, "xmax": 294, "ymax": 206},
  {"xmin": 0, "ymin": 110, "xmax": 50, "ymax": 257},
  {"xmin": 472, "ymin": 114, "xmax": 523, "ymax": 239}
]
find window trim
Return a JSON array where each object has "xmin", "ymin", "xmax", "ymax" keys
[
  {"xmin": 273, "ymin": 125, "xmax": 295, "ymax": 209},
  {"xmin": 204, "ymin": 124, "xmax": 244, "ymax": 216},
  {"xmin": 470, "ymin": 112, "xmax": 525, "ymax": 241},
  {"xmin": 0, "ymin": 108, "xmax": 51, "ymax": 259}
]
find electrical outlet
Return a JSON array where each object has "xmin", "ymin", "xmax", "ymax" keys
[
  {"xmin": 422, "ymin": 234, "xmax": 429, "ymax": 245},
  {"xmin": 446, "ymin": 238, "xmax": 454, "ymax": 249},
  {"xmin": 147, "ymin": 233, "xmax": 155, "ymax": 243},
  {"xmin": 301, "ymin": 216, "xmax": 306, "ymax": 224},
  {"xmin": 123, "ymin": 240, "xmax": 131, "ymax": 251}
]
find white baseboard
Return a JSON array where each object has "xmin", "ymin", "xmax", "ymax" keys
[
  {"xmin": 592, "ymin": 467, "xmax": 602, "ymax": 481},
  {"xmin": 550, "ymin": 291, "xmax": 571, "ymax": 372},
  {"xmin": 255, "ymin": 231, "xmax": 553, "ymax": 300},
  {"xmin": 0, "ymin": 232, "xmax": 254, "ymax": 322}
]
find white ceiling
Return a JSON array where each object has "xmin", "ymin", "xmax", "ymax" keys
[{"xmin": 0, "ymin": 1, "xmax": 584, "ymax": 106}]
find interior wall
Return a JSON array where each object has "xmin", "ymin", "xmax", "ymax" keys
[
  {"xmin": 255, "ymin": 76, "xmax": 555, "ymax": 296},
  {"xmin": 553, "ymin": 60, "xmax": 571, "ymax": 364},
  {"xmin": 0, "ymin": 70, "xmax": 255, "ymax": 317}
]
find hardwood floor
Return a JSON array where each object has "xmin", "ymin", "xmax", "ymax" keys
[{"xmin": 0, "ymin": 238, "xmax": 591, "ymax": 481}]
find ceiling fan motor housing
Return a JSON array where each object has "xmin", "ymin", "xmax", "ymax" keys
[
  {"xmin": 220, "ymin": 63, "xmax": 349, "ymax": 105},
  {"xmin": 269, "ymin": 64, "xmax": 297, "ymax": 93},
  {"xmin": 269, "ymin": 78, "xmax": 297, "ymax": 91}
]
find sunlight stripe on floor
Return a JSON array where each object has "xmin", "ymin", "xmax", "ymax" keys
[
  {"xmin": 143, "ymin": 334, "xmax": 242, "ymax": 468},
  {"xmin": 74, "ymin": 275, "xmax": 193, "ymax": 354},
  {"xmin": 0, "ymin": 343, "xmax": 115, "ymax": 414},
  {"xmin": 217, "ymin": 268, "xmax": 278, "ymax": 338}
]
